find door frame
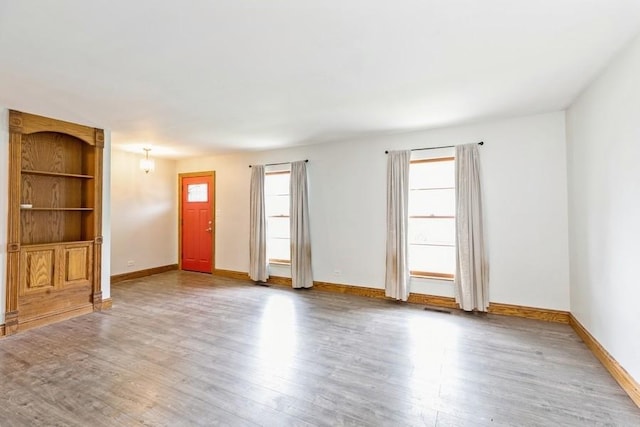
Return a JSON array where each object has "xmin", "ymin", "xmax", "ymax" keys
[{"xmin": 178, "ymin": 171, "xmax": 216, "ymax": 273}]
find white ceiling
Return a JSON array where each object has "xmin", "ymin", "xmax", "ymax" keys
[{"xmin": 1, "ymin": 1, "xmax": 640, "ymax": 158}]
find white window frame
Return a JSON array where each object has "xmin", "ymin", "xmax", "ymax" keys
[
  {"xmin": 265, "ymin": 169, "xmax": 291, "ymax": 265},
  {"xmin": 409, "ymin": 156, "xmax": 456, "ymax": 280}
]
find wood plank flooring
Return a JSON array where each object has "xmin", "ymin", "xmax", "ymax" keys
[{"xmin": 0, "ymin": 270, "xmax": 638, "ymax": 426}]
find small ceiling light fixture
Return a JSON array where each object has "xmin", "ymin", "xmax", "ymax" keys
[{"xmin": 140, "ymin": 147, "xmax": 155, "ymax": 174}]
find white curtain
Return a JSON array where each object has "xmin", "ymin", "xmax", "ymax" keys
[
  {"xmin": 249, "ymin": 165, "xmax": 269, "ymax": 282},
  {"xmin": 290, "ymin": 161, "xmax": 313, "ymax": 288},
  {"xmin": 454, "ymin": 144, "xmax": 489, "ymax": 311},
  {"xmin": 385, "ymin": 150, "xmax": 411, "ymax": 301}
]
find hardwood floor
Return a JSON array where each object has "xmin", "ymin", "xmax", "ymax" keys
[{"xmin": 0, "ymin": 271, "xmax": 638, "ymax": 426}]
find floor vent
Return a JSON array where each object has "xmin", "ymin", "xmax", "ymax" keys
[{"xmin": 423, "ymin": 306, "xmax": 452, "ymax": 314}]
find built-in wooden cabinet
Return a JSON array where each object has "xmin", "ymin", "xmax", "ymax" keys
[{"xmin": 5, "ymin": 110, "xmax": 104, "ymax": 334}]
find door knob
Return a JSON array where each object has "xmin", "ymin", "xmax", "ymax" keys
[{"xmin": 205, "ymin": 227, "xmax": 212, "ymax": 232}]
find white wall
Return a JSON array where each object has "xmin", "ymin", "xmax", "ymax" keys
[
  {"xmin": 110, "ymin": 149, "xmax": 178, "ymax": 275},
  {"xmin": 102, "ymin": 131, "xmax": 111, "ymax": 299},
  {"xmin": 566, "ymin": 34, "xmax": 640, "ymax": 382},
  {"xmin": 178, "ymin": 112, "xmax": 570, "ymax": 310}
]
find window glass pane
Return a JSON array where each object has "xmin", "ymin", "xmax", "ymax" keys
[
  {"xmin": 410, "ymin": 160, "xmax": 454, "ymax": 189},
  {"xmin": 409, "ymin": 245, "xmax": 455, "ymax": 275},
  {"xmin": 409, "ymin": 218, "xmax": 455, "ymax": 245},
  {"xmin": 265, "ymin": 173, "xmax": 290, "ymax": 195},
  {"xmin": 268, "ymin": 217, "xmax": 290, "ymax": 239},
  {"xmin": 268, "ymin": 238, "xmax": 290, "ymax": 261},
  {"xmin": 265, "ymin": 172, "xmax": 290, "ymax": 262},
  {"xmin": 187, "ymin": 183, "xmax": 208, "ymax": 202},
  {"xmin": 266, "ymin": 195, "xmax": 289, "ymax": 217},
  {"xmin": 409, "ymin": 158, "xmax": 456, "ymax": 277},
  {"xmin": 409, "ymin": 189, "xmax": 455, "ymax": 216}
]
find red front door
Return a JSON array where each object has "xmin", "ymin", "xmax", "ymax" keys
[{"xmin": 181, "ymin": 174, "xmax": 214, "ymax": 273}]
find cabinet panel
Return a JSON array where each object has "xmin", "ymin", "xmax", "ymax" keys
[
  {"xmin": 21, "ymin": 210, "xmax": 83, "ymax": 244},
  {"xmin": 21, "ymin": 132, "xmax": 83, "ymax": 174},
  {"xmin": 18, "ymin": 284, "xmax": 93, "ymax": 325},
  {"xmin": 21, "ymin": 174, "xmax": 83, "ymax": 208},
  {"xmin": 63, "ymin": 243, "xmax": 93, "ymax": 286},
  {"xmin": 19, "ymin": 246, "xmax": 57, "ymax": 296}
]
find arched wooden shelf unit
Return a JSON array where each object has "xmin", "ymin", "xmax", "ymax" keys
[{"xmin": 5, "ymin": 110, "xmax": 104, "ymax": 335}]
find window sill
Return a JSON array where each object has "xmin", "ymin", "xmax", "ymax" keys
[
  {"xmin": 269, "ymin": 261, "xmax": 291, "ymax": 266},
  {"xmin": 410, "ymin": 274, "xmax": 454, "ymax": 282}
]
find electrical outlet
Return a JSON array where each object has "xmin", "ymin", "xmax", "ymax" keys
[{"xmin": 127, "ymin": 260, "xmax": 135, "ymax": 267}]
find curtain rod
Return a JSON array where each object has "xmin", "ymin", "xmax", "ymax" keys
[
  {"xmin": 384, "ymin": 141, "xmax": 483, "ymax": 154},
  {"xmin": 249, "ymin": 159, "xmax": 308, "ymax": 168}
]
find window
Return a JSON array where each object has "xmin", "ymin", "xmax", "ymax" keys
[
  {"xmin": 408, "ymin": 157, "xmax": 455, "ymax": 279},
  {"xmin": 265, "ymin": 170, "xmax": 290, "ymax": 264},
  {"xmin": 187, "ymin": 183, "xmax": 208, "ymax": 202}
]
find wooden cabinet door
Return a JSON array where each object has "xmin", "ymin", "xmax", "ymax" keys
[
  {"xmin": 19, "ymin": 245, "xmax": 59, "ymax": 297},
  {"xmin": 17, "ymin": 242, "xmax": 94, "ymax": 327},
  {"xmin": 62, "ymin": 242, "xmax": 93, "ymax": 287}
]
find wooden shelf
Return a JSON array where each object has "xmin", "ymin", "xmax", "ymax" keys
[
  {"xmin": 21, "ymin": 240, "xmax": 94, "ymax": 249},
  {"xmin": 21, "ymin": 207, "xmax": 94, "ymax": 211},
  {"xmin": 21, "ymin": 169, "xmax": 94, "ymax": 179}
]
